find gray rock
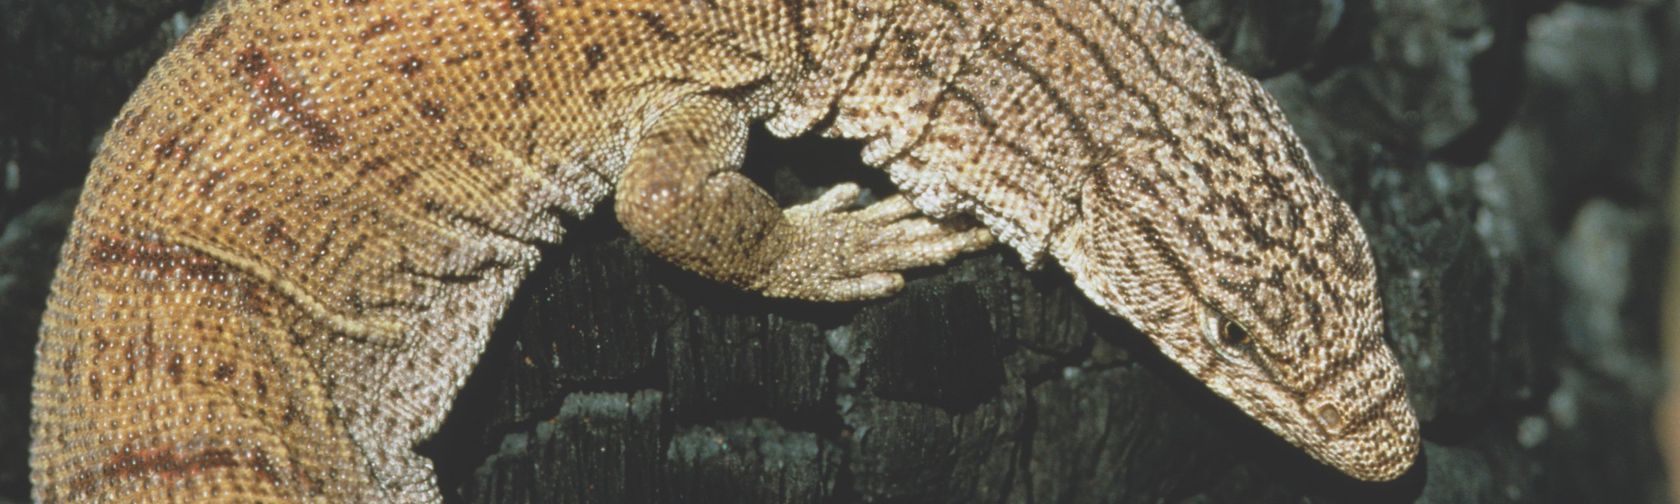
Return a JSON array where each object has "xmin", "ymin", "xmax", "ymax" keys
[{"xmin": 0, "ymin": 189, "xmax": 75, "ymax": 500}]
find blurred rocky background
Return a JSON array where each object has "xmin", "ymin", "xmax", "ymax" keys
[
  {"xmin": 1665, "ymin": 107, "xmax": 1680, "ymax": 504},
  {"xmin": 1, "ymin": 0, "xmax": 1675, "ymax": 502}
]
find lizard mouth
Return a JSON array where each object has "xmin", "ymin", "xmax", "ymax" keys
[{"xmin": 1189, "ymin": 301, "xmax": 1421, "ymax": 481}]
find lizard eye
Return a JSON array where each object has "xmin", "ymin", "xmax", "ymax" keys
[
  {"xmin": 1200, "ymin": 305, "xmax": 1254, "ymax": 362},
  {"xmin": 1220, "ymin": 320, "xmax": 1249, "ymax": 347}
]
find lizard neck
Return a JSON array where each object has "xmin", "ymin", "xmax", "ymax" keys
[{"xmin": 778, "ymin": 0, "xmax": 1315, "ymax": 272}]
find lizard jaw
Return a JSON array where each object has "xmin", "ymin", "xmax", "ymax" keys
[{"xmin": 1182, "ymin": 303, "xmax": 1422, "ymax": 482}]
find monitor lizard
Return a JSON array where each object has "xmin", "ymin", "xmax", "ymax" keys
[{"xmin": 30, "ymin": 0, "xmax": 1421, "ymax": 501}]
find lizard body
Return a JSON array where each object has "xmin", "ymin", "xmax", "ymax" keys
[{"xmin": 30, "ymin": 0, "xmax": 1419, "ymax": 501}]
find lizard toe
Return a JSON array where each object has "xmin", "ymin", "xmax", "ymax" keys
[
  {"xmin": 853, "ymin": 195, "xmax": 918, "ymax": 223},
  {"xmin": 863, "ymin": 227, "xmax": 994, "ymax": 271},
  {"xmin": 788, "ymin": 183, "xmax": 862, "ymax": 217}
]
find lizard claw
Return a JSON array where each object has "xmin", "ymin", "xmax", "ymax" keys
[{"xmin": 756, "ymin": 188, "xmax": 994, "ymax": 302}]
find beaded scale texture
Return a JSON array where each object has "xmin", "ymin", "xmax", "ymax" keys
[{"xmin": 29, "ymin": 0, "xmax": 1420, "ymax": 501}]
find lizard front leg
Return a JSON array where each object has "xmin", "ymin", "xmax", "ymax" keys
[{"xmin": 616, "ymin": 95, "xmax": 993, "ymax": 302}]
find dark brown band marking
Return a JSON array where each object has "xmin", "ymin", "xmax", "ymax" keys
[
  {"xmin": 360, "ymin": 18, "xmax": 398, "ymax": 42},
  {"xmin": 236, "ymin": 48, "xmax": 344, "ymax": 152},
  {"xmin": 100, "ymin": 446, "xmax": 281, "ymax": 487},
  {"xmin": 417, "ymin": 99, "xmax": 448, "ymax": 123},
  {"xmin": 777, "ymin": 0, "xmax": 818, "ymax": 70},
  {"xmin": 213, "ymin": 362, "xmax": 237, "ymax": 383},
  {"xmin": 395, "ymin": 56, "xmax": 425, "ymax": 77},
  {"xmin": 153, "ymin": 135, "xmax": 182, "ymax": 162},
  {"xmin": 194, "ymin": 17, "xmax": 231, "ymax": 56},
  {"xmin": 632, "ymin": 10, "xmax": 680, "ymax": 43},
  {"xmin": 583, "ymin": 44, "xmax": 607, "ymax": 74},
  {"xmin": 167, "ymin": 353, "xmax": 186, "ymax": 385},
  {"xmin": 88, "ymin": 235, "xmax": 230, "ymax": 285},
  {"xmin": 508, "ymin": 0, "xmax": 543, "ymax": 53},
  {"xmin": 511, "ymin": 78, "xmax": 535, "ymax": 104}
]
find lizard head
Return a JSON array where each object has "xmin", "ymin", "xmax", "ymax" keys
[{"xmin": 1047, "ymin": 73, "xmax": 1420, "ymax": 481}]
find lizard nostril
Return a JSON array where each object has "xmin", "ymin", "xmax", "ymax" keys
[{"xmin": 1316, "ymin": 403, "xmax": 1345, "ymax": 433}]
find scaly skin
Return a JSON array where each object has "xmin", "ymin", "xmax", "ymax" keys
[{"xmin": 30, "ymin": 0, "xmax": 1419, "ymax": 501}]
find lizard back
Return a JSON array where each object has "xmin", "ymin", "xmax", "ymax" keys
[{"xmin": 31, "ymin": 0, "xmax": 820, "ymax": 500}]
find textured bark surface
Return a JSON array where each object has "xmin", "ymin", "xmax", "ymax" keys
[{"xmin": 0, "ymin": 0, "xmax": 1674, "ymax": 502}]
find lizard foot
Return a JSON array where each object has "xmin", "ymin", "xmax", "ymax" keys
[{"xmin": 756, "ymin": 183, "xmax": 994, "ymax": 302}]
